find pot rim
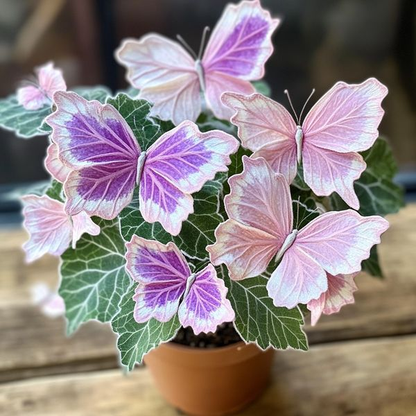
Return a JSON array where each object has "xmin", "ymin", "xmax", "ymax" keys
[
  {"xmin": 147, "ymin": 340, "xmax": 273, "ymax": 369},
  {"xmin": 165, "ymin": 339, "xmax": 246, "ymax": 353}
]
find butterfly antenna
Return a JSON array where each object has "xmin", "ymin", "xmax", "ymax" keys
[
  {"xmin": 284, "ymin": 90, "xmax": 300, "ymax": 124},
  {"xmin": 197, "ymin": 26, "xmax": 210, "ymax": 61},
  {"xmin": 299, "ymin": 89, "xmax": 316, "ymax": 124},
  {"xmin": 299, "ymin": 205, "xmax": 321, "ymax": 228},
  {"xmin": 176, "ymin": 34, "xmax": 198, "ymax": 60},
  {"xmin": 295, "ymin": 197, "xmax": 301, "ymax": 229}
]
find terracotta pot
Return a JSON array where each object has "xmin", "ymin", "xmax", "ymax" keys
[{"xmin": 144, "ymin": 341, "xmax": 275, "ymax": 416}]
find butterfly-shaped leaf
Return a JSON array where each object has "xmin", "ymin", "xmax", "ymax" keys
[
  {"xmin": 223, "ymin": 78, "xmax": 388, "ymax": 209},
  {"xmin": 116, "ymin": 0, "xmax": 280, "ymax": 124},
  {"xmin": 208, "ymin": 156, "xmax": 389, "ymax": 308}
]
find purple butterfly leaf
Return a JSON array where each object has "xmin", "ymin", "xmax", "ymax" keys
[{"xmin": 125, "ymin": 236, "xmax": 235, "ymax": 334}]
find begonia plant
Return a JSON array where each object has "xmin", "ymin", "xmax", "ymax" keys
[{"xmin": 0, "ymin": 0, "xmax": 404, "ymax": 370}]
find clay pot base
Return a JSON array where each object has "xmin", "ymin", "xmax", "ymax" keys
[{"xmin": 145, "ymin": 341, "xmax": 275, "ymax": 416}]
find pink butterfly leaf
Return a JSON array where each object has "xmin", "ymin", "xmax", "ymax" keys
[
  {"xmin": 140, "ymin": 121, "xmax": 239, "ymax": 235},
  {"xmin": 116, "ymin": 0, "xmax": 280, "ymax": 124},
  {"xmin": 17, "ymin": 62, "xmax": 66, "ymax": 110},
  {"xmin": 208, "ymin": 156, "xmax": 389, "ymax": 309},
  {"xmin": 125, "ymin": 236, "xmax": 234, "ymax": 334},
  {"xmin": 46, "ymin": 92, "xmax": 238, "ymax": 235},
  {"xmin": 44, "ymin": 142, "xmax": 71, "ymax": 183},
  {"xmin": 222, "ymin": 78, "xmax": 388, "ymax": 209},
  {"xmin": 22, "ymin": 195, "xmax": 99, "ymax": 263},
  {"xmin": 307, "ymin": 273, "xmax": 358, "ymax": 326}
]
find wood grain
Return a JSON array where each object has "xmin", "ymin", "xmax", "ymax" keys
[
  {"xmin": 1, "ymin": 335, "xmax": 416, "ymax": 416},
  {"xmin": 0, "ymin": 206, "xmax": 415, "ymax": 382}
]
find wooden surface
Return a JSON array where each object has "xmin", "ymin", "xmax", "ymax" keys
[{"xmin": 0, "ymin": 206, "xmax": 415, "ymax": 415}]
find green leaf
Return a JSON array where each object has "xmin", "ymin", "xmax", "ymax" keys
[
  {"xmin": 362, "ymin": 245, "xmax": 384, "ymax": 278},
  {"xmin": 74, "ymin": 86, "xmax": 111, "ymax": 103},
  {"xmin": 219, "ymin": 266, "xmax": 308, "ymax": 351},
  {"xmin": 196, "ymin": 112, "xmax": 237, "ymax": 135},
  {"xmin": 59, "ymin": 219, "xmax": 132, "ymax": 335},
  {"xmin": 106, "ymin": 93, "xmax": 163, "ymax": 150},
  {"xmin": 252, "ymin": 80, "xmax": 272, "ymax": 97},
  {"xmin": 111, "ymin": 287, "xmax": 181, "ymax": 370},
  {"xmin": 0, "ymin": 86, "xmax": 111, "ymax": 139},
  {"xmin": 0, "ymin": 94, "xmax": 52, "ymax": 138},
  {"xmin": 330, "ymin": 137, "xmax": 405, "ymax": 217},
  {"xmin": 119, "ymin": 174, "xmax": 226, "ymax": 261},
  {"xmin": 44, "ymin": 180, "xmax": 64, "ymax": 202}
]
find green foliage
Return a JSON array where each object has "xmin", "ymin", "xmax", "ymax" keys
[
  {"xmin": 0, "ymin": 86, "xmax": 111, "ymax": 138},
  {"xmin": 252, "ymin": 80, "xmax": 272, "ymax": 97},
  {"xmin": 219, "ymin": 266, "xmax": 308, "ymax": 351},
  {"xmin": 59, "ymin": 219, "xmax": 132, "ymax": 335},
  {"xmin": 120, "ymin": 174, "xmax": 226, "ymax": 261},
  {"xmin": 107, "ymin": 93, "xmax": 163, "ymax": 150},
  {"xmin": 111, "ymin": 287, "xmax": 181, "ymax": 370},
  {"xmin": 330, "ymin": 137, "xmax": 404, "ymax": 217},
  {"xmin": 362, "ymin": 246, "xmax": 384, "ymax": 278},
  {"xmin": 0, "ymin": 94, "xmax": 52, "ymax": 138}
]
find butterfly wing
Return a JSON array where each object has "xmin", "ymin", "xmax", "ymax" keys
[
  {"xmin": 295, "ymin": 210, "xmax": 389, "ymax": 276},
  {"xmin": 71, "ymin": 211, "xmax": 100, "ymax": 249},
  {"xmin": 46, "ymin": 91, "xmax": 140, "ymax": 220},
  {"xmin": 222, "ymin": 92, "xmax": 298, "ymax": 182},
  {"xmin": 140, "ymin": 121, "xmax": 238, "ymax": 235},
  {"xmin": 208, "ymin": 156, "xmax": 292, "ymax": 280},
  {"xmin": 37, "ymin": 62, "xmax": 67, "ymax": 99},
  {"xmin": 17, "ymin": 86, "xmax": 49, "ymax": 110},
  {"xmin": 302, "ymin": 78, "xmax": 388, "ymax": 208},
  {"xmin": 44, "ymin": 142, "xmax": 71, "ymax": 183},
  {"xmin": 266, "ymin": 243, "xmax": 328, "ymax": 309},
  {"xmin": 22, "ymin": 195, "xmax": 72, "ymax": 262},
  {"xmin": 125, "ymin": 236, "xmax": 190, "ymax": 323},
  {"xmin": 267, "ymin": 210, "xmax": 387, "ymax": 309},
  {"xmin": 307, "ymin": 273, "xmax": 358, "ymax": 326},
  {"xmin": 178, "ymin": 264, "xmax": 235, "ymax": 335},
  {"xmin": 202, "ymin": 0, "xmax": 280, "ymax": 118},
  {"xmin": 116, "ymin": 35, "xmax": 200, "ymax": 125}
]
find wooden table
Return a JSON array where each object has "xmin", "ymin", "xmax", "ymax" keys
[{"xmin": 0, "ymin": 206, "xmax": 415, "ymax": 416}]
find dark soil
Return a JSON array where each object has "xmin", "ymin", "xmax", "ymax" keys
[{"xmin": 172, "ymin": 322, "xmax": 242, "ymax": 349}]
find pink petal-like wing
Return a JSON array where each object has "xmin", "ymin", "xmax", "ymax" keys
[
  {"xmin": 205, "ymin": 73, "xmax": 254, "ymax": 120},
  {"xmin": 222, "ymin": 92, "xmax": 298, "ymax": 182},
  {"xmin": 125, "ymin": 236, "xmax": 189, "ymax": 323},
  {"xmin": 307, "ymin": 273, "xmax": 358, "ymax": 326},
  {"xmin": 46, "ymin": 91, "xmax": 140, "ymax": 220},
  {"xmin": 207, "ymin": 156, "xmax": 292, "ymax": 280},
  {"xmin": 116, "ymin": 35, "xmax": 200, "ymax": 124},
  {"xmin": 303, "ymin": 78, "xmax": 388, "ymax": 153},
  {"xmin": 71, "ymin": 211, "xmax": 100, "ymax": 249},
  {"xmin": 44, "ymin": 142, "xmax": 71, "ymax": 183},
  {"xmin": 37, "ymin": 62, "xmax": 67, "ymax": 99},
  {"xmin": 266, "ymin": 243, "xmax": 328, "ymax": 309},
  {"xmin": 140, "ymin": 121, "xmax": 238, "ymax": 235},
  {"xmin": 178, "ymin": 264, "xmax": 235, "ymax": 335},
  {"xmin": 17, "ymin": 85, "xmax": 49, "ymax": 110},
  {"xmin": 208, "ymin": 219, "xmax": 281, "ymax": 281},
  {"xmin": 296, "ymin": 210, "xmax": 389, "ymax": 276},
  {"xmin": 225, "ymin": 156, "xmax": 292, "ymax": 239},
  {"xmin": 202, "ymin": 0, "xmax": 280, "ymax": 80},
  {"xmin": 22, "ymin": 195, "xmax": 72, "ymax": 263},
  {"xmin": 302, "ymin": 145, "xmax": 366, "ymax": 209}
]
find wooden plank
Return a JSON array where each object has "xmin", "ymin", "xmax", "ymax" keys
[
  {"xmin": 1, "ymin": 335, "xmax": 416, "ymax": 416},
  {"xmin": 0, "ymin": 205, "xmax": 415, "ymax": 382},
  {"xmin": 0, "ymin": 231, "xmax": 117, "ymax": 383}
]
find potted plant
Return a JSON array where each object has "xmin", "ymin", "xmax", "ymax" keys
[{"xmin": 0, "ymin": 1, "xmax": 404, "ymax": 415}]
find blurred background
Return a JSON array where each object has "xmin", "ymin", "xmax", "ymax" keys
[{"xmin": 0, "ymin": 0, "xmax": 415, "ymax": 220}]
